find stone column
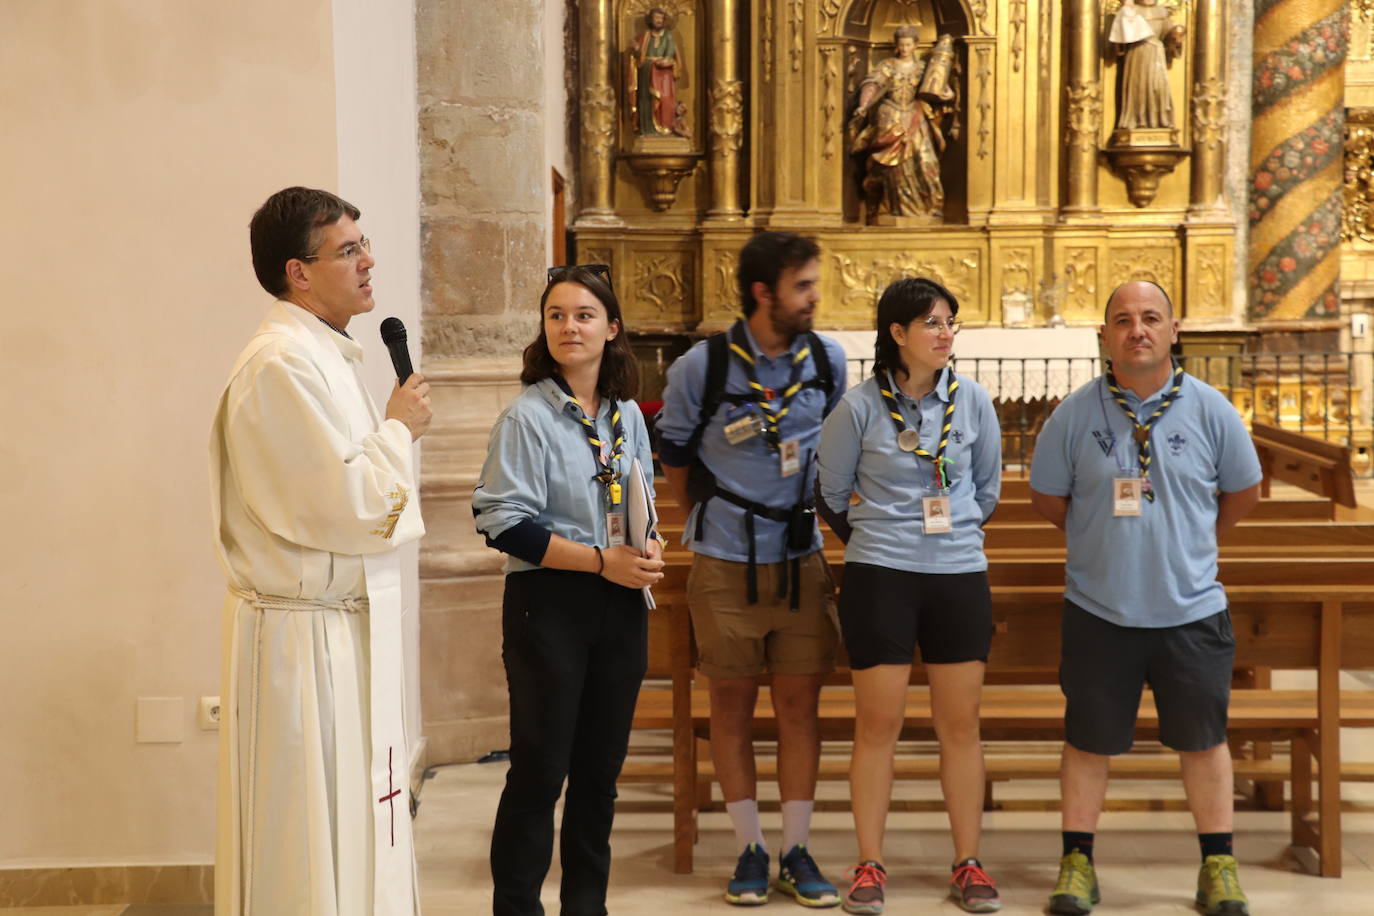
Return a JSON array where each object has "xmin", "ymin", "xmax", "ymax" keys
[
  {"xmin": 415, "ymin": 0, "xmax": 548, "ymax": 764},
  {"xmin": 1189, "ymin": 0, "xmax": 1227, "ymax": 212},
  {"xmin": 578, "ymin": 0, "xmax": 618, "ymax": 222},
  {"xmin": 1247, "ymin": 0, "xmax": 1348, "ymax": 322},
  {"xmin": 1062, "ymin": 0, "xmax": 1102, "ymax": 217},
  {"xmin": 706, "ymin": 0, "xmax": 743, "ymax": 220}
]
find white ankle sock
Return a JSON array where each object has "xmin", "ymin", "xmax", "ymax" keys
[
  {"xmin": 781, "ymin": 799, "xmax": 815, "ymax": 852},
  {"xmin": 726, "ymin": 799, "xmax": 766, "ymax": 852}
]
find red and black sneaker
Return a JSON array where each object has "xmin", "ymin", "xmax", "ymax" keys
[{"xmin": 950, "ymin": 858, "xmax": 1002, "ymax": 913}]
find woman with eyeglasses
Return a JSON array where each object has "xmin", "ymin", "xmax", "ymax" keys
[
  {"xmin": 816, "ymin": 278, "xmax": 1004, "ymax": 914},
  {"xmin": 473, "ymin": 265, "xmax": 665, "ymax": 916}
]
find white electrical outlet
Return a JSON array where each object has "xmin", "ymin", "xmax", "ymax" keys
[
  {"xmin": 1353, "ymin": 313, "xmax": 1369, "ymax": 339},
  {"xmin": 198, "ymin": 696, "xmax": 222, "ymax": 730}
]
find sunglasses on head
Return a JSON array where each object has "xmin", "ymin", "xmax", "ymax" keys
[{"xmin": 547, "ymin": 263, "xmax": 612, "ymax": 284}]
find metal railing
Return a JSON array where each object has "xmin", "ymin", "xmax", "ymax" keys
[{"xmin": 847, "ymin": 352, "xmax": 1374, "ymax": 476}]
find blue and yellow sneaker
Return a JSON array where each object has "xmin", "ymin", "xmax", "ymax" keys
[
  {"xmin": 777, "ymin": 845, "xmax": 840, "ymax": 907},
  {"xmin": 726, "ymin": 843, "xmax": 771, "ymax": 906}
]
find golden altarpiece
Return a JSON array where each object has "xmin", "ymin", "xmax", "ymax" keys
[{"xmin": 572, "ymin": 0, "xmax": 1235, "ymax": 345}]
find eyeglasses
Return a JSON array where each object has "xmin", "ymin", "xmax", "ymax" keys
[
  {"xmin": 301, "ymin": 237, "xmax": 372, "ymax": 263},
  {"xmin": 547, "ymin": 263, "xmax": 612, "ymax": 284},
  {"xmin": 922, "ymin": 317, "xmax": 961, "ymax": 334}
]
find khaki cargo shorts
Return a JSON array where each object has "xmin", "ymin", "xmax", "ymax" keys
[{"xmin": 687, "ymin": 551, "xmax": 839, "ymax": 679}]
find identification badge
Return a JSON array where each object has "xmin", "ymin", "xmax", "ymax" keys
[
  {"xmin": 922, "ymin": 495, "xmax": 952, "ymax": 534},
  {"xmin": 779, "ymin": 438, "xmax": 801, "ymax": 477},
  {"xmin": 1113, "ymin": 477, "xmax": 1142, "ymax": 517},
  {"xmin": 724, "ymin": 413, "xmax": 764, "ymax": 445},
  {"xmin": 607, "ymin": 512, "xmax": 626, "ymax": 547}
]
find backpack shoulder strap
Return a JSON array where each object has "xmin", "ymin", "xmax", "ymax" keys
[
  {"xmin": 687, "ymin": 330, "xmax": 733, "ymax": 453},
  {"xmin": 806, "ymin": 331, "xmax": 836, "ymax": 414}
]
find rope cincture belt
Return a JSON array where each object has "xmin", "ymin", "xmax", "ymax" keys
[
  {"xmin": 728, "ymin": 321, "xmax": 812, "ymax": 453},
  {"xmin": 553, "ymin": 374, "xmax": 626, "ymax": 506},
  {"xmin": 711, "ymin": 487, "xmax": 805, "ymax": 611},
  {"xmin": 878, "ymin": 367, "xmax": 959, "ymax": 490},
  {"xmin": 1103, "ymin": 360, "xmax": 1183, "ymax": 503},
  {"xmin": 229, "ymin": 583, "xmax": 369, "ymax": 613}
]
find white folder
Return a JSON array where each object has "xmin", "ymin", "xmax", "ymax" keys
[{"xmin": 626, "ymin": 457, "xmax": 659, "ymax": 609}]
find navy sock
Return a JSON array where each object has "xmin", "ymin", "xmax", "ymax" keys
[
  {"xmin": 1062, "ymin": 831, "xmax": 1095, "ymax": 862},
  {"xmin": 1199, "ymin": 832, "xmax": 1233, "ymax": 860}
]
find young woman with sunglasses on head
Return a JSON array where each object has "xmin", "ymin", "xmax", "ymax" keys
[
  {"xmin": 474, "ymin": 265, "xmax": 665, "ymax": 916},
  {"xmin": 816, "ymin": 278, "xmax": 1004, "ymax": 914}
]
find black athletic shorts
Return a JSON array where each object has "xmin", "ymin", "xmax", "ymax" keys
[
  {"xmin": 1060, "ymin": 598, "xmax": 1235, "ymax": 755},
  {"xmin": 837, "ymin": 563, "xmax": 994, "ymax": 669}
]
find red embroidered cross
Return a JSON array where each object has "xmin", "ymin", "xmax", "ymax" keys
[{"xmin": 377, "ymin": 746, "xmax": 402, "ymax": 847}]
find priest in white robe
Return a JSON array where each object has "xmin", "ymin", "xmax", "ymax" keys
[{"xmin": 210, "ymin": 186, "xmax": 432, "ymax": 915}]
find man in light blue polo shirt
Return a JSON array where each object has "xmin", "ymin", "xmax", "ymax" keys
[
  {"xmin": 657, "ymin": 232, "xmax": 847, "ymax": 907},
  {"xmin": 1030, "ymin": 281, "xmax": 1261, "ymax": 916}
]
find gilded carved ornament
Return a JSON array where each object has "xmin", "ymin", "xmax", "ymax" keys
[
  {"xmin": 789, "ymin": 0, "xmax": 805, "ymax": 72},
  {"xmin": 763, "ymin": 0, "xmax": 773, "ymax": 81},
  {"xmin": 821, "ymin": 46, "xmax": 841, "ymax": 160},
  {"xmin": 819, "ymin": 0, "xmax": 843, "ymax": 34},
  {"xmin": 709, "ymin": 79, "xmax": 745, "ymax": 154},
  {"xmin": 633, "ymin": 254, "xmax": 691, "ymax": 318},
  {"xmin": 1064, "ymin": 248, "xmax": 1098, "ymax": 312},
  {"xmin": 1010, "ymin": 0, "xmax": 1026, "ymax": 73},
  {"xmin": 581, "ymin": 85, "xmax": 617, "ymax": 164},
  {"xmin": 1343, "ymin": 109, "xmax": 1374, "ymax": 243},
  {"xmin": 972, "ymin": 0, "xmax": 993, "ymax": 37},
  {"xmin": 1110, "ymin": 249, "xmax": 1173, "ymax": 288},
  {"xmin": 1065, "ymin": 80, "xmax": 1103, "ymax": 152},
  {"xmin": 1355, "ymin": 0, "xmax": 1374, "ymax": 20},
  {"xmin": 975, "ymin": 45, "xmax": 992, "ymax": 160},
  {"xmin": 1039, "ymin": 0, "xmax": 1051, "ymax": 83},
  {"xmin": 714, "ymin": 251, "xmax": 738, "ymax": 308},
  {"xmin": 832, "ymin": 252, "xmax": 979, "ymax": 311},
  {"xmin": 1191, "ymin": 76, "xmax": 1226, "ymax": 152}
]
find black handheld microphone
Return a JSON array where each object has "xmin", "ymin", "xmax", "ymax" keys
[{"xmin": 379, "ymin": 317, "xmax": 414, "ymax": 384}]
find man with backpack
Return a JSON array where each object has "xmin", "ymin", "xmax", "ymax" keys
[{"xmin": 657, "ymin": 232, "xmax": 848, "ymax": 907}]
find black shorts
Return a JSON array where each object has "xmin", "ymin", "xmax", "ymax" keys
[
  {"xmin": 837, "ymin": 563, "xmax": 994, "ymax": 669},
  {"xmin": 1060, "ymin": 599, "xmax": 1234, "ymax": 755}
]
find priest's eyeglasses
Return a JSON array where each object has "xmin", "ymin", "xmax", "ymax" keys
[
  {"xmin": 547, "ymin": 263, "xmax": 612, "ymax": 284},
  {"xmin": 301, "ymin": 237, "xmax": 372, "ymax": 263},
  {"xmin": 922, "ymin": 317, "xmax": 961, "ymax": 334}
]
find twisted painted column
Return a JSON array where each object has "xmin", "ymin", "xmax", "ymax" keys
[{"xmin": 1248, "ymin": 0, "xmax": 1348, "ymax": 321}]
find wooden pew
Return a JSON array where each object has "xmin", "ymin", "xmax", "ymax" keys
[
  {"xmin": 1253, "ymin": 422, "xmax": 1357, "ymax": 510},
  {"xmin": 633, "ymin": 576, "xmax": 1374, "ymax": 877}
]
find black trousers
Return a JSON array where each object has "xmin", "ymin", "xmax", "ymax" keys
[{"xmin": 490, "ymin": 569, "xmax": 648, "ymax": 916}]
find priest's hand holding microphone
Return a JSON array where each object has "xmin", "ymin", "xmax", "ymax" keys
[{"xmin": 380, "ymin": 317, "xmax": 432, "ymax": 440}]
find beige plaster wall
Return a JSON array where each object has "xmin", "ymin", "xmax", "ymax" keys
[
  {"xmin": 331, "ymin": 0, "xmax": 425, "ymax": 769},
  {"xmin": 0, "ymin": 0, "xmax": 414, "ymax": 868}
]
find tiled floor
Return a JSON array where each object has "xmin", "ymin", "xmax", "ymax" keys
[{"xmin": 412, "ymin": 746, "xmax": 1374, "ymax": 915}]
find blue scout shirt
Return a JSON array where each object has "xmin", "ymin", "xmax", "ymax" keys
[
  {"xmin": 1030, "ymin": 372, "xmax": 1262, "ymax": 628},
  {"xmin": 473, "ymin": 377, "xmax": 655, "ymax": 574},
  {"xmin": 656, "ymin": 323, "xmax": 848, "ymax": 562},
  {"xmin": 817, "ymin": 371, "xmax": 1002, "ymax": 574}
]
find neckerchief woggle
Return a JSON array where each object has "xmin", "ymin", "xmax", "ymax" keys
[
  {"xmin": 727, "ymin": 321, "xmax": 814, "ymax": 452},
  {"xmin": 551, "ymin": 374, "xmax": 625, "ymax": 505},
  {"xmin": 1102, "ymin": 359, "xmax": 1183, "ymax": 503},
  {"xmin": 878, "ymin": 368, "xmax": 958, "ymax": 489}
]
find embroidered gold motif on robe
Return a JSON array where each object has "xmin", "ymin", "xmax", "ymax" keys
[{"xmin": 372, "ymin": 485, "xmax": 409, "ymax": 539}]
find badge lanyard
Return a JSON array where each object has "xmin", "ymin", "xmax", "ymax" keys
[
  {"xmin": 1102, "ymin": 361, "xmax": 1182, "ymax": 503},
  {"xmin": 551, "ymin": 375, "xmax": 625, "ymax": 507},
  {"xmin": 878, "ymin": 368, "xmax": 958, "ymax": 490},
  {"xmin": 728, "ymin": 322, "xmax": 813, "ymax": 453}
]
